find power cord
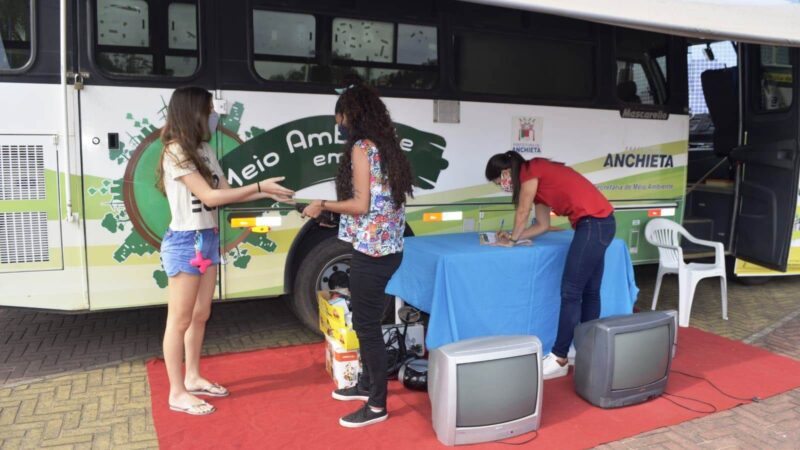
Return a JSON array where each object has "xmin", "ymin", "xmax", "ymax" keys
[
  {"xmin": 662, "ymin": 368, "xmax": 763, "ymax": 414},
  {"xmin": 662, "ymin": 392, "xmax": 717, "ymax": 414},
  {"xmin": 669, "ymin": 369, "xmax": 762, "ymax": 404}
]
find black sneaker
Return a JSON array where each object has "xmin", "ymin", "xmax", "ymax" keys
[
  {"xmin": 331, "ymin": 385, "xmax": 370, "ymax": 401},
  {"xmin": 339, "ymin": 403, "xmax": 388, "ymax": 428}
]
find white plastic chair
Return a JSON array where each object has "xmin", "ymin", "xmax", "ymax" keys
[{"xmin": 644, "ymin": 218, "xmax": 728, "ymax": 327}]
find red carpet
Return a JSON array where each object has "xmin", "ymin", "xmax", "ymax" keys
[{"xmin": 147, "ymin": 328, "xmax": 800, "ymax": 449}]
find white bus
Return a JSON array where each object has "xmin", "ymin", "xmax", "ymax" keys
[{"xmin": 1, "ymin": 0, "xmax": 798, "ymax": 331}]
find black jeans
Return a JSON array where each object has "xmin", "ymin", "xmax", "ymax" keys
[
  {"xmin": 552, "ymin": 214, "xmax": 616, "ymax": 358},
  {"xmin": 349, "ymin": 250, "xmax": 403, "ymax": 409}
]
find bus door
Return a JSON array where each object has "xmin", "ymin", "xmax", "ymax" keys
[
  {"xmin": 732, "ymin": 44, "xmax": 800, "ymax": 272},
  {"xmin": 76, "ymin": 0, "xmax": 212, "ymax": 309},
  {"xmin": 0, "ymin": 1, "xmax": 84, "ymax": 309}
]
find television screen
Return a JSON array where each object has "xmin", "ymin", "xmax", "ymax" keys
[
  {"xmin": 612, "ymin": 325, "xmax": 670, "ymax": 391},
  {"xmin": 456, "ymin": 354, "xmax": 538, "ymax": 427}
]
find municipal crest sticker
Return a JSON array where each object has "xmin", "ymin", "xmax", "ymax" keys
[{"xmin": 511, "ymin": 116, "xmax": 543, "ymax": 154}]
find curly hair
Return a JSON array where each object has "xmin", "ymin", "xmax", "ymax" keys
[
  {"xmin": 334, "ymin": 82, "xmax": 414, "ymax": 207},
  {"xmin": 156, "ymin": 86, "xmax": 215, "ymax": 195}
]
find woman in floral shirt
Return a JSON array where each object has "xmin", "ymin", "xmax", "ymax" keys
[{"xmin": 303, "ymin": 81, "xmax": 413, "ymax": 428}]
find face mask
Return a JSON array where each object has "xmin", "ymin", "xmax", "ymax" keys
[
  {"xmin": 499, "ymin": 172, "xmax": 513, "ymax": 193},
  {"xmin": 208, "ymin": 111, "xmax": 220, "ymax": 134},
  {"xmin": 337, "ymin": 123, "xmax": 349, "ymax": 141}
]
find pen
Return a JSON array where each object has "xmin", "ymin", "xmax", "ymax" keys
[{"xmin": 499, "ymin": 218, "xmax": 505, "ymax": 234}]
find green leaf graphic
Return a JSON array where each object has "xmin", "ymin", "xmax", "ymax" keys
[
  {"xmin": 101, "ymin": 213, "xmax": 119, "ymax": 233},
  {"xmin": 153, "ymin": 270, "xmax": 168, "ymax": 288},
  {"xmin": 233, "ymin": 254, "xmax": 251, "ymax": 269}
]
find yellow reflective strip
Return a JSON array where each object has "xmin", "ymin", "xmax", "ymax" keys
[{"xmin": 231, "ymin": 218, "xmax": 256, "ymax": 227}]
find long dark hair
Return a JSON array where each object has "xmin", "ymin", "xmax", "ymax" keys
[
  {"xmin": 334, "ymin": 82, "xmax": 414, "ymax": 207},
  {"xmin": 485, "ymin": 151, "xmax": 526, "ymax": 206},
  {"xmin": 156, "ymin": 86, "xmax": 215, "ymax": 195}
]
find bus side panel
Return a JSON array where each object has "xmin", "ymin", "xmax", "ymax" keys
[
  {"xmin": 0, "ymin": 82, "xmax": 88, "ymax": 310},
  {"xmin": 217, "ymin": 91, "xmax": 688, "ymax": 283},
  {"xmin": 79, "ymin": 86, "xmax": 192, "ymax": 310}
]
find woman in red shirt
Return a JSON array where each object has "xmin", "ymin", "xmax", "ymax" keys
[{"xmin": 485, "ymin": 151, "xmax": 616, "ymax": 380}]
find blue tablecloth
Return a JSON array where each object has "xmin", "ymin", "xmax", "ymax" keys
[{"xmin": 385, "ymin": 231, "xmax": 639, "ymax": 353}]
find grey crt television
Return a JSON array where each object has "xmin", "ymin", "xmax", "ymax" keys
[
  {"xmin": 573, "ymin": 311, "xmax": 676, "ymax": 409},
  {"xmin": 428, "ymin": 335, "xmax": 543, "ymax": 446}
]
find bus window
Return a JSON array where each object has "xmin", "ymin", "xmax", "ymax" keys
[
  {"xmin": 0, "ymin": 0, "xmax": 32, "ymax": 71},
  {"xmin": 455, "ymin": 30, "xmax": 595, "ymax": 100},
  {"xmin": 94, "ymin": 0, "xmax": 199, "ymax": 77},
  {"xmin": 252, "ymin": 10, "xmax": 318, "ymax": 82},
  {"xmin": 166, "ymin": 3, "xmax": 198, "ymax": 77},
  {"xmin": 331, "ymin": 18, "xmax": 438, "ymax": 89},
  {"xmin": 615, "ymin": 29, "xmax": 669, "ymax": 105},
  {"xmin": 758, "ymin": 46, "xmax": 793, "ymax": 111}
]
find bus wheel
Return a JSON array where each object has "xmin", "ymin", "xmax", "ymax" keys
[{"xmin": 292, "ymin": 236, "xmax": 352, "ymax": 333}]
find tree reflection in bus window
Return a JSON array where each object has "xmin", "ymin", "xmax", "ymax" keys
[
  {"xmin": 0, "ymin": 0, "xmax": 32, "ymax": 71},
  {"xmin": 758, "ymin": 46, "xmax": 793, "ymax": 111},
  {"xmin": 331, "ymin": 19, "xmax": 438, "ymax": 89},
  {"xmin": 615, "ymin": 29, "xmax": 668, "ymax": 105},
  {"xmin": 95, "ymin": 0, "xmax": 199, "ymax": 77}
]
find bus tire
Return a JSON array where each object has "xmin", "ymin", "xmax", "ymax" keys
[{"xmin": 291, "ymin": 236, "xmax": 353, "ymax": 334}]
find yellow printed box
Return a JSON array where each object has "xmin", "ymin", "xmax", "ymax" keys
[
  {"xmin": 318, "ymin": 291, "xmax": 350, "ymax": 331},
  {"xmin": 319, "ymin": 313, "xmax": 360, "ymax": 351},
  {"xmin": 325, "ymin": 335, "xmax": 361, "ymax": 389}
]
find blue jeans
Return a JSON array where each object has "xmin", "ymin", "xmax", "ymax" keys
[{"xmin": 552, "ymin": 214, "xmax": 616, "ymax": 358}]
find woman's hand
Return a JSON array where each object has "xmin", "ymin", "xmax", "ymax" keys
[
  {"xmin": 258, "ymin": 177, "xmax": 295, "ymax": 199},
  {"xmin": 494, "ymin": 236, "xmax": 514, "ymax": 247},
  {"xmin": 302, "ymin": 200, "xmax": 324, "ymax": 219},
  {"xmin": 496, "ymin": 231, "xmax": 510, "ymax": 240},
  {"xmin": 269, "ymin": 193, "xmax": 295, "ymax": 203}
]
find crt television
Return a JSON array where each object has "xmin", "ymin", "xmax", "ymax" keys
[
  {"xmin": 428, "ymin": 335, "xmax": 543, "ymax": 446},
  {"xmin": 573, "ymin": 310, "xmax": 676, "ymax": 409}
]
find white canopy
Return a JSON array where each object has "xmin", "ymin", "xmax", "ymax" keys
[{"xmin": 462, "ymin": 0, "xmax": 800, "ymax": 47}]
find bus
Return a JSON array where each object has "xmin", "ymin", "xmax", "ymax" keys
[{"xmin": 1, "ymin": 0, "xmax": 798, "ymax": 332}]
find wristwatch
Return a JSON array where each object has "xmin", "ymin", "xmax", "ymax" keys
[{"xmin": 509, "ymin": 237, "xmax": 518, "ymax": 244}]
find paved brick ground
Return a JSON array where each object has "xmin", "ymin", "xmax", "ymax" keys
[
  {"xmin": 1, "ymin": 267, "xmax": 799, "ymax": 449},
  {"xmin": 0, "ymin": 299, "xmax": 319, "ymax": 387}
]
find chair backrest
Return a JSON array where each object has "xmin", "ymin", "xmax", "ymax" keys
[{"xmin": 644, "ymin": 218, "xmax": 686, "ymax": 269}]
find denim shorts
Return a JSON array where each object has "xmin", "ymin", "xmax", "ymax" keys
[{"xmin": 160, "ymin": 228, "xmax": 220, "ymax": 277}]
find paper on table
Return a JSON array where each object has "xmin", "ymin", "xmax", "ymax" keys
[{"xmin": 479, "ymin": 232, "xmax": 532, "ymax": 246}]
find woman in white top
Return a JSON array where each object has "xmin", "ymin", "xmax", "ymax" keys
[{"xmin": 157, "ymin": 87, "xmax": 293, "ymax": 415}]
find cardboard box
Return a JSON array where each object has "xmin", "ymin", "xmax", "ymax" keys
[
  {"xmin": 325, "ymin": 335, "xmax": 361, "ymax": 389},
  {"xmin": 319, "ymin": 315, "xmax": 361, "ymax": 351},
  {"xmin": 332, "ymin": 326, "xmax": 360, "ymax": 350},
  {"xmin": 318, "ymin": 291, "xmax": 350, "ymax": 331}
]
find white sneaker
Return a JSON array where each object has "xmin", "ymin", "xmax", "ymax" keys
[
  {"xmin": 542, "ymin": 352, "xmax": 569, "ymax": 380},
  {"xmin": 568, "ymin": 345, "xmax": 576, "ymax": 366}
]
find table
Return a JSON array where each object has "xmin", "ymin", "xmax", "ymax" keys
[{"xmin": 385, "ymin": 231, "xmax": 639, "ymax": 353}]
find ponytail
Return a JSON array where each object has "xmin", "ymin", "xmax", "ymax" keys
[{"xmin": 485, "ymin": 151, "xmax": 527, "ymax": 205}]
